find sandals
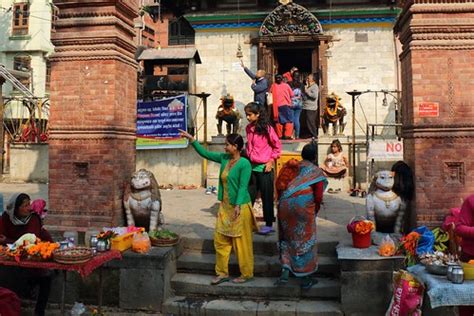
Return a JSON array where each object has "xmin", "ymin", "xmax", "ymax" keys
[
  {"xmin": 232, "ymin": 277, "xmax": 253, "ymax": 284},
  {"xmin": 274, "ymin": 269, "xmax": 289, "ymax": 286},
  {"xmin": 211, "ymin": 275, "xmax": 230, "ymax": 285}
]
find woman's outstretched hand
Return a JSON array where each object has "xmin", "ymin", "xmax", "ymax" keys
[{"xmin": 178, "ymin": 129, "xmax": 195, "ymax": 142}]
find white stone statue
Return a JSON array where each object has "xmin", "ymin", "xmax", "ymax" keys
[
  {"xmin": 123, "ymin": 169, "xmax": 163, "ymax": 232},
  {"xmin": 366, "ymin": 170, "xmax": 406, "ymax": 244}
]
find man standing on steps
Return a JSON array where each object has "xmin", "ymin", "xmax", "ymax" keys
[
  {"xmin": 302, "ymin": 73, "xmax": 320, "ymax": 138},
  {"xmin": 241, "ymin": 60, "xmax": 269, "ymax": 112}
]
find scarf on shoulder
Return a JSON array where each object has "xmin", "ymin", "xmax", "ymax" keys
[
  {"xmin": 281, "ymin": 160, "xmax": 327, "ymax": 200},
  {"xmin": 6, "ymin": 193, "xmax": 33, "ymax": 226}
]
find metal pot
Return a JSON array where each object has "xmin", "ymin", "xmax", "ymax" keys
[
  {"xmin": 451, "ymin": 266, "xmax": 464, "ymax": 284},
  {"xmin": 89, "ymin": 235, "xmax": 98, "ymax": 248},
  {"xmin": 96, "ymin": 240, "xmax": 108, "ymax": 252},
  {"xmin": 447, "ymin": 263, "xmax": 458, "ymax": 281}
]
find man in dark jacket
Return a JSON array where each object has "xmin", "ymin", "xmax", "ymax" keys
[{"xmin": 241, "ymin": 60, "xmax": 268, "ymax": 111}]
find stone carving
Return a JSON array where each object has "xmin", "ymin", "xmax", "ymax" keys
[
  {"xmin": 367, "ymin": 170, "xmax": 406, "ymax": 243},
  {"xmin": 216, "ymin": 94, "xmax": 240, "ymax": 136},
  {"xmin": 322, "ymin": 93, "xmax": 347, "ymax": 136},
  {"xmin": 259, "ymin": 2, "xmax": 322, "ymax": 36},
  {"xmin": 124, "ymin": 169, "xmax": 163, "ymax": 231}
]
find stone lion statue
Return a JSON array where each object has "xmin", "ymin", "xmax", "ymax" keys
[
  {"xmin": 124, "ymin": 169, "xmax": 163, "ymax": 231},
  {"xmin": 367, "ymin": 170, "xmax": 406, "ymax": 244}
]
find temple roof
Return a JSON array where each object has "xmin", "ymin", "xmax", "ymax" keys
[{"xmin": 137, "ymin": 48, "xmax": 202, "ymax": 64}]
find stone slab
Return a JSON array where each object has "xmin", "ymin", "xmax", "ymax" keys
[
  {"xmin": 119, "ymin": 268, "xmax": 164, "ymax": 310},
  {"xmin": 171, "ymin": 273, "xmax": 340, "ymax": 300}
]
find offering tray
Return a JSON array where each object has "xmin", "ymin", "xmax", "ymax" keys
[
  {"xmin": 424, "ymin": 263, "xmax": 448, "ymax": 276},
  {"xmin": 53, "ymin": 247, "xmax": 93, "ymax": 265},
  {"xmin": 150, "ymin": 236, "xmax": 180, "ymax": 247}
]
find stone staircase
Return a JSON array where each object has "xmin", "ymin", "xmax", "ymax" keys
[{"xmin": 162, "ymin": 233, "xmax": 343, "ymax": 315}]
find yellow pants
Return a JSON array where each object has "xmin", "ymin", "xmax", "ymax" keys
[{"xmin": 214, "ymin": 207, "xmax": 254, "ymax": 279}]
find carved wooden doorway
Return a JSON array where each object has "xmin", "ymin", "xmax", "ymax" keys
[{"xmin": 254, "ymin": 1, "xmax": 332, "ymax": 134}]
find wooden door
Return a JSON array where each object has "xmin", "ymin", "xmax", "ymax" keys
[{"xmin": 258, "ymin": 43, "xmax": 275, "ymax": 85}]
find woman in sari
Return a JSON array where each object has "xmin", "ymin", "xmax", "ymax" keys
[
  {"xmin": 179, "ymin": 130, "xmax": 258, "ymax": 284},
  {"xmin": 275, "ymin": 141, "xmax": 327, "ymax": 289}
]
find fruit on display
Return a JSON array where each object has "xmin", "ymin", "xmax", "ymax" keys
[{"xmin": 432, "ymin": 227, "xmax": 449, "ymax": 252}]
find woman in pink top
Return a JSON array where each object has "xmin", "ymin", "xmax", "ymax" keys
[
  {"xmin": 455, "ymin": 194, "xmax": 474, "ymax": 316},
  {"xmin": 245, "ymin": 102, "xmax": 282, "ymax": 234},
  {"xmin": 455, "ymin": 194, "xmax": 474, "ymax": 261},
  {"xmin": 271, "ymin": 74, "xmax": 294, "ymax": 139}
]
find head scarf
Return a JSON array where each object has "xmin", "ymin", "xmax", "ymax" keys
[
  {"xmin": 31, "ymin": 199, "xmax": 47, "ymax": 219},
  {"xmin": 5, "ymin": 193, "xmax": 32, "ymax": 226}
]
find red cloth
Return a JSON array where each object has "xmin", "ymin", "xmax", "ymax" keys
[
  {"xmin": 283, "ymin": 72, "xmax": 293, "ymax": 83},
  {"xmin": 0, "ymin": 213, "xmax": 52, "ymax": 245},
  {"xmin": 0, "ymin": 287, "xmax": 20, "ymax": 316},
  {"xmin": 0, "ymin": 250, "xmax": 121, "ymax": 278},
  {"xmin": 455, "ymin": 195, "xmax": 474, "ymax": 257},
  {"xmin": 270, "ymin": 82, "xmax": 294, "ymax": 121}
]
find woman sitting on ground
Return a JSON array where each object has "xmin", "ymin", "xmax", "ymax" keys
[
  {"xmin": 0, "ymin": 193, "xmax": 53, "ymax": 316},
  {"xmin": 275, "ymin": 141, "xmax": 328, "ymax": 289},
  {"xmin": 179, "ymin": 130, "xmax": 257, "ymax": 285}
]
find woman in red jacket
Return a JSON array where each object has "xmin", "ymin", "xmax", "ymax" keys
[{"xmin": 0, "ymin": 193, "xmax": 53, "ymax": 316}]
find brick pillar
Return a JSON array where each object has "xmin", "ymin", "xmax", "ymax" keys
[
  {"xmin": 47, "ymin": 1, "xmax": 138, "ymax": 231},
  {"xmin": 395, "ymin": 0, "xmax": 474, "ymax": 226}
]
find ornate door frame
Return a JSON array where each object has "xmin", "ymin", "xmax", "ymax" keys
[{"xmin": 254, "ymin": 1, "xmax": 332, "ymax": 109}]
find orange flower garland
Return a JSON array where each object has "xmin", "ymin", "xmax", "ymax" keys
[
  {"xmin": 398, "ymin": 231, "xmax": 421, "ymax": 266},
  {"xmin": 26, "ymin": 242, "xmax": 60, "ymax": 260}
]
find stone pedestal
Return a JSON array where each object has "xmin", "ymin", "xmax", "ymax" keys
[
  {"xmin": 47, "ymin": 1, "xmax": 138, "ymax": 231},
  {"xmin": 394, "ymin": 1, "xmax": 474, "ymax": 226},
  {"xmin": 337, "ymin": 244, "xmax": 405, "ymax": 316}
]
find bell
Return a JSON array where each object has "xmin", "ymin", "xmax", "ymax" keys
[{"xmin": 236, "ymin": 44, "xmax": 243, "ymax": 59}]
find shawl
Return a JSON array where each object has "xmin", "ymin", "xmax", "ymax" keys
[
  {"xmin": 281, "ymin": 160, "xmax": 327, "ymax": 200},
  {"xmin": 5, "ymin": 193, "xmax": 32, "ymax": 226}
]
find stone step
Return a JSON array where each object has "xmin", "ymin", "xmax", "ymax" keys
[
  {"xmin": 180, "ymin": 235, "xmax": 338, "ymax": 256},
  {"xmin": 171, "ymin": 273, "xmax": 341, "ymax": 300},
  {"xmin": 163, "ymin": 296, "xmax": 344, "ymax": 316},
  {"xmin": 177, "ymin": 251, "xmax": 339, "ymax": 277}
]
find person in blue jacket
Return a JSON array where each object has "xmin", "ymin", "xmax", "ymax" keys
[{"xmin": 240, "ymin": 60, "xmax": 269, "ymax": 111}]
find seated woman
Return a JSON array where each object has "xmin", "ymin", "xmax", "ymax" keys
[
  {"xmin": 275, "ymin": 141, "xmax": 327, "ymax": 289},
  {"xmin": 0, "ymin": 193, "xmax": 53, "ymax": 316},
  {"xmin": 320, "ymin": 139, "xmax": 349, "ymax": 193}
]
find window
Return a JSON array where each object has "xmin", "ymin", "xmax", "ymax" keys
[
  {"xmin": 45, "ymin": 60, "xmax": 51, "ymax": 93},
  {"xmin": 13, "ymin": 55, "xmax": 31, "ymax": 89},
  {"xmin": 168, "ymin": 17, "xmax": 195, "ymax": 46},
  {"xmin": 51, "ymin": 5, "xmax": 59, "ymax": 32},
  {"xmin": 12, "ymin": 3, "xmax": 30, "ymax": 36}
]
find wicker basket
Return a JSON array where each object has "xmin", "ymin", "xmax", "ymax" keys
[
  {"xmin": 53, "ymin": 247, "xmax": 93, "ymax": 265},
  {"xmin": 150, "ymin": 236, "xmax": 180, "ymax": 247}
]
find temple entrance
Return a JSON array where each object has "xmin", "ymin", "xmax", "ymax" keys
[{"xmin": 274, "ymin": 48, "xmax": 313, "ymax": 76}]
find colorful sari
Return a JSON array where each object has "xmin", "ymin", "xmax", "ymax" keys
[{"xmin": 277, "ymin": 160, "xmax": 327, "ymax": 277}]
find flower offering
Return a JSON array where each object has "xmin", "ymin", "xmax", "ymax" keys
[{"xmin": 347, "ymin": 219, "xmax": 375, "ymax": 235}]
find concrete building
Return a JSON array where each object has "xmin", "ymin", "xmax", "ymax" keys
[{"xmin": 0, "ymin": 0, "xmax": 55, "ymax": 179}]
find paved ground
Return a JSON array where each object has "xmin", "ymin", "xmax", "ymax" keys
[{"xmin": 0, "ymin": 181, "xmax": 366, "ymax": 245}]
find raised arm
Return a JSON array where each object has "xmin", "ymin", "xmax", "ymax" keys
[
  {"xmin": 179, "ymin": 129, "xmax": 224, "ymax": 163},
  {"xmin": 243, "ymin": 67, "xmax": 257, "ymax": 80}
]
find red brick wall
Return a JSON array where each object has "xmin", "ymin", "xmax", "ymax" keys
[
  {"xmin": 47, "ymin": 0, "xmax": 138, "ymax": 232},
  {"xmin": 396, "ymin": 1, "xmax": 474, "ymax": 226}
]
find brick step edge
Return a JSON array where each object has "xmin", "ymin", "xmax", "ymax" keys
[{"xmin": 163, "ymin": 296, "xmax": 344, "ymax": 316}]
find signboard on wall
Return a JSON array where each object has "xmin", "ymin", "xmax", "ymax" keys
[
  {"xmin": 136, "ymin": 94, "xmax": 188, "ymax": 149},
  {"xmin": 418, "ymin": 102, "xmax": 439, "ymax": 118},
  {"xmin": 368, "ymin": 140, "xmax": 404, "ymax": 161}
]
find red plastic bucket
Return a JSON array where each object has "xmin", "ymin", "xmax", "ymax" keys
[{"xmin": 352, "ymin": 232, "xmax": 371, "ymax": 248}]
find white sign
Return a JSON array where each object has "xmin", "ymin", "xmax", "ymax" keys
[
  {"xmin": 368, "ymin": 140, "xmax": 404, "ymax": 161},
  {"xmin": 231, "ymin": 62, "xmax": 242, "ymax": 72}
]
